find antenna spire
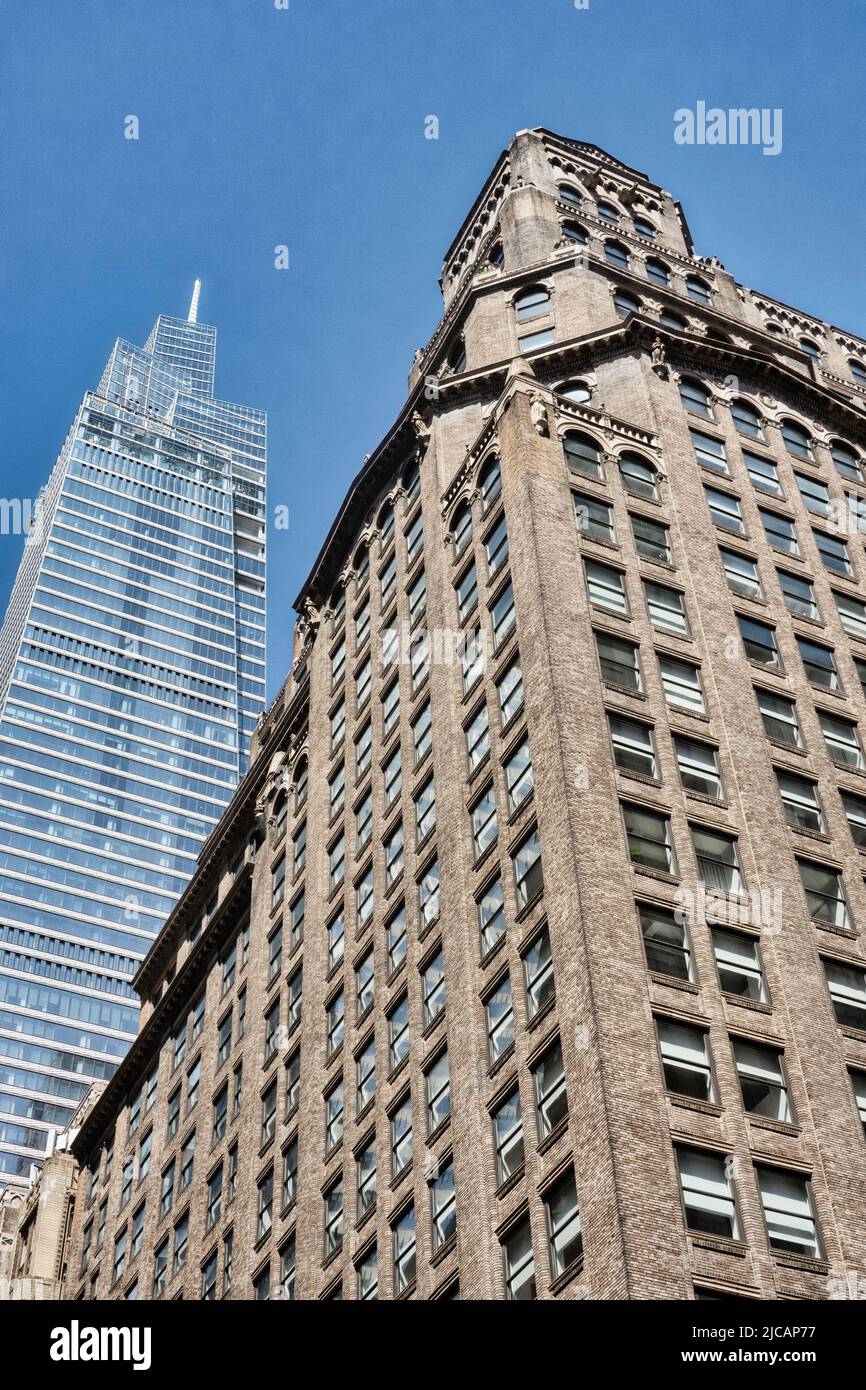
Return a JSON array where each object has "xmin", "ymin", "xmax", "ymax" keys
[{"xmin": 187, "ymin": 279, "xmax": 202, "ymax": 324}]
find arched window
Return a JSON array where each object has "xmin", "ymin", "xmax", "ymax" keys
[
  {"xmin": 604, "ymin": 241, "xmax": 629, "ymax": 269},
  {"xmin": 294, "ymin": 758, "xmax": 308, "ymax": 813},
  {"xmin": 633, "ymin": 217, "xmax": 656, "ymax": 240},
  {"xmin": 596, "ymin": 201, "xmax": 619, "ymax": 223},
  {"xmin": 731, "ymin": 399, "xmax": 763, "ymax": 440},
  {"xmin": 660, "ymin": 310, "xmax": 687, "ymax": 331},
  {"xmin": 619, "ymin": 452, "xmax": 659, "ymax": 501},
  {"xmin": 765, "ymin": 322, "xmax": 783, "ymax": 336},
  {"xmin": 354, "ymin": 545, "xmax": 370, "ymax": 589},
  {"xmin": 479, "ymin": 457, "xmax": 502, "ymax": 513},
  {"xmin": 448, "ymin": 338, "xmax": 467, "ymax": 373},
  {"xmin": 561, "ymin": 221, "xmax": 587, "ymax": 244},
  {"xmin": 831, "ymin": 442, "xmax": 862, "ymax": 482},
  {"xmin": 781, "ymin": 419, "xmax": 813, "ymax": 460},
  {"xmin": 403, "ymin": 458, "xmax": 421, "ymax": 504},
  {"xmin": 849, "ymin": 358, "xmax": 866, "ymax": 384},
  {"xmin": 645, "ymin": 258, "xmax": 670, "ymax": 287},
  {"xmin": 514, "ymin": 286, "xmax": 550, "ymax": 321},
  {"xmin": 558, "ymin": 380, "xmax": 592, "ymax": 404},
  {"xmin": 378, "ymin": 502, "xmax": 395, "ymax": 548},
  {"xmin": 558, "ymin": 184, "xmax": 580, "ymax": 207},
  {"xmin": 613, "ymin": 289, "xmax": 641, "ymax": 318},
  {"xmin": 685, "ymin": 276, "xmax": 711, "ymax": 304},
  {"xmin": 678, "ymin": 378, "xmax": 713, "ymax": 418},
  {"xmin": 488, "ymin": 242, "xmax": 504, "ymax": 270},
  {"xmin": 704, "ymin": 328, "xmax": 730, "ymax": 343},
  {"xmin": 452, "ymin": 501, "xmax": 473, "ymax": 557},
  {"xmin": 563, "ymin": 431, "xmax": 603, "ymax": 481},
  {"xmin": 799, "ymin": 338, "xmax": 821, "ymax": 362}
]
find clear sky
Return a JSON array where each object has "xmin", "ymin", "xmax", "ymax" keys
[{"xmin": 1, "ymin": 0, "xmax": 864, "ymax": 695}]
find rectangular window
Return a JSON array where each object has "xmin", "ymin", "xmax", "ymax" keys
[
  {"xmin": 596, "ymin": 630, "xmax": 641, "ymax": 691},
  {"xmin": 357, "ymin": 1246, "xmax": 378, "ymax": 1301},
  {"xmin": 422, "ymin": 948, "xmax": 445, "ymax": 1026},
  {"xmin": 720, "ymin": 547, "xmax": 762, "ymax": 598},
  {"xmin": 631, "ymin": 513, "xmax": 670, "ymax": 562},
  {"xmin": 217, "ymin": 1011, "xmax": 232, "ymax": 1067},
  {"xmin": 173, "ymin": 1214, "xmax": 189, "ymax": 1274},
  {"xmin": 331, "ymin": 637, "xmax": 346, "ymax": 688},
  {"xmin": 324, "ymin": 1178, "xmax": 343, "ymax": 1257},
  {"xmin": 419, "ymin": 858, "xmax": 441, "ymax": 929},
  {"xmin": 609, "ymin": 714, "xmax": 656, "ymax": 777},
  {"xmin": 760, "ymin": 508, "xmax": 799, "ymax": 555},
  {"xmin": 288, "ymin": 966, "xmax": 303, "ymax": 1028},
  {"xmin": 797, "ymin": 636, "xmax": 840, "ymax": 690},
  {"xmin": 328, "ymin": 764, "xmax": 345, "ymax": 820},
  {"xmin": 522, "ymin": 925, "xmax": 554, "ymax": 1017},
  {"xmin": 471, "ymin": 784, "xmax": 498, "ymax": 860},
  {"xmin": 456, "ymin": 561, "xmax": 478, "ymax": 623},
  {"xmin": 798, "ymin": 860, "xmax": 850, "ymax": 928},
  {"xmin": 393, "ymin": 1207, "xmax": 416, "ymax": 1294},
  {"xmin": 657, "ymin": 1019, "xmax": 715, "ymax": 1101},
  {"xmin": 207, "ymin": 1165, "xmax": 223, "ymax": 1230},
  {"xmin": 757, "ymin": 1168, "xmax": 821, "ymax": 1258},
  {"xmin": 513, "ymin": 828, "xmax": 543, "ymax": 909},
  {"xmin": 778, "ymin": 569, "xmax": 818, "ymax": 619},
  {"xmin": 425, "ymin": 1048, "xmax": 451, "ymax": 1133},
  {"xmin": 573, "ymin": 492, "xmax": 615, "ymax": 544},
  {"xmin": 357, "ymin": 1140, "xmax": 377, "ymax": 1217},
  {"xmin": 466, "ymin": 703, "xmax": 490, "ymax": 772},
  {"xmin": 497, "ymin": 657, "xmax": 525, "ymax": 724},
  {"xmin": 691, "ymin": 825, "xmax": 742, "ymax": 894},
  {"xmin": 330, "ymin": 698, "xmax": 345, "ymax": 753},
  {"xmin": 413, "ymin": 703, "xmax": 432, "ymax": 764},
  {"xmin": 850, "ymin": 1072, "xmax": 866, "ymax": 1137},
  {"xmin": 390, "ymin": 1095, "xmax": 413, "ymax": 1176},
  {"xmin": 815, "ymin": 529, "xmax": 852, "ymax": 576},
  {"xmin": 388, "ymin": 996, "xmax": 410, "ymax": 1070},
  {"xmin": 795, "ymin": 472, "xmax": 830, "ymax": 516},
  {"xmin": 744, "ymin": 451, "xmax": 780, "ymax": 495},
  {"xmin": 644, "ymin": 580, "xmax": 689, "ymax": 634},
  {"xmin": 327, "ymin": 990, "xmax": 345, "ymax": 1057},
  {"xmin": 356, "ymin": 950, "xmax": 374, "ymax": 1017},
  {"xmin": 385, "ymin": 822, "xmax": 405, "ymax": 887},
  {"xmin": 640, "ymin": 902, "xmax": 691, "ymax": 980},
  {"xmin": 491, "ymin": 581, "xmax": 516, "ymax": 648},
  {"xmin": 479, "ymin": 877, "xmax": 505, "ymax": 954},
  {"xmin": 820, "ymin": 710, "xmax": 864, "ymax": 769},
  {"xmin": 212, "ymin": 1085, "xmax": 227, "ymax": 1145},
  {"xmin": 739, "ymin": 615, "xmax": 781, "ymax": 669},
  {"xmin": 505, "ymin": 735, "xmax": 534, "ymax": 810},
  {"xmin": 290, "ymin": 891, "xmax": 305, "ymax": 947},
  {"xmin": 492, "ymin": 1086, "xmax": 524, "ymax": 1185},
  {"xmin": 328, "ymin": 910, "xmax": 345, "ymax": 971},
  {"xmin": 267, "ymin": 924, "xmax": 282, "ymax": 988},
  {"xmin": 285, "ymin": 1051, "xmax": 300, "ymax": 1115},
  {"xmin": 387, "ymin": 904, "xmax": 407, "ymax": 974},
  {"xmin": 544, "ymin": 1169, "xmax": 582, "ymax": 1277},
  {"xmin": 430, "ymin": 1158, "xmax": 456, "ymax": 1252},
  {"xmin": 406, "ymin": 511, "xmax": 424, "ymax": 566},
  {"xmin": 674, "ymin": 736, "xmax": 722, "ymax": 798},
  {"xmin": 486, "ymin": 975, "xmax": 514, "ymax": 1061},
  {"xmin": 329, "ymin": 833, "xmax": 345, "ymax": 891},
  {"xmin": 757, "ymin": 688, "xmax": 802, "ymax": 747},
  {"xmin": 623, "ymin": 804, "xmax": 676, "ymax": 873},
  {"xmin": 485, "ymin": 514, "xmax": 510, "ymax": 577},
  {"xmin": 382, "ymin": 679, "xmax": 400, "ymax": 740},
  {"xmin": 705, "ymin": 486, "xmax": 744, "ymax": 533},
  {"xmin": 271, "ymin": 856, "xmax": 286, "ymax": 911},
  {"xmin": 408, "ymin": 569, "xmax": 427, "ymax": 629},
  {"xmin": 380, "ymin": 552, "xmax": 397, "ymax": 610},
  {"xmin": 415, "ymin": 776, "xmax": 436, "ymax": 844},
  {"xmin": 842, "ymin": 790, "xmax": 866, "ymax": 847},
  {"xmin": 325, "ymin": 1080, "xmax": 344, "ymax": 1151},
  {"xmin": 534, "ymin": 1038, "xmax": 568, "ymax": 1137},
  {"xmin": 179, "ymin": 1132, "xmax": 195, "ymax": 1190},
  {"xmin": 691, "ymin": 429, "xmax": 728, "ymax": 474},
  {"xmin": 461, "ymin": 623, "xmax": 485, "ymax": 693},
  {"xmin": 160, "ymin": 1161, "xmax": 175, "ymax": 1218},
  {"xmin": 167, "ymin": 1087, "xmax": 180, "ymax": 1139},
  {"xmin": 503, "ymin": 1217, "xmax": 536, "ymax": 1301},
  {"xmin": 356, "ymin": 1038, "xmax": 376, "ymax": 1111},
  {"xmin": 261, "ymin": 1080, "xmax": 277, "ymax": 1148},
  {"xmin": 677, "ymin": 1148, "xmax": 739, "ymax": 1240},
  {"xmin": 584, "ymin": 559, "xmax": 628, "ymax": 614},
  {"xmin": 292, "ymin": 821, "xmax": 307, "ymax": 877},
  {"xmin": 734, "ymin": 1040, "xmax": 791, "ymax": 1122},
  {"xmin": 712, "ymin": 927, "xmax": 766, "ymax": 1001},
  {"xmin": 659, "ymin": 655, "xmax": 704, "ymax": 713},
  {"xmin": 825, "ymin": 959, "xmax": 866, "ymax": 1029},
  {"xmin": 835, "ymin": 589, "xmax": 866, "ymax": 640},
  {"xmin": 153, "ymin": 1238, "xmax": 168, "ymax": 1298}
]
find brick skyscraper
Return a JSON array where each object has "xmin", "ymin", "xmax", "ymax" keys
[{"xmin": 38, "ymin": 131, "xmax": 866, "ymax": 1301}]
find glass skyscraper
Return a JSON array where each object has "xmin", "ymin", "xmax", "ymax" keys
[{"xmin": 0, "ymin": 287, "xmax": 266, "ymax": 1186}]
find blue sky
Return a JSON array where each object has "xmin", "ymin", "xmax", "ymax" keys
[{"xmin": 1, "ymin": 0, "xmax": 864, "ymax": 695}]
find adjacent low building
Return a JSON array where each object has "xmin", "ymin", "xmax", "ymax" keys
[{"xmin": 47, "ymin": 130, "xmax": 866, "ymax": 1300}]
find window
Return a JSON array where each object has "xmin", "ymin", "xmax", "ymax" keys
[
  {"xmin": 355, "ymin": 655, "xmax": 372, "ymax": 709},
  {"xmin": 738, "ymin": 615, "xmax": 781, "ymax": 669},
  {"xmin": 631, "ymin": 513, "xmax": 670, "ymax": 562},
  {"xmin": 795, "ymin": 472, "xmax": 830, "ymax": 518},
  {"xmin": 679, "ymin": 378, "xmax": 713, "ymax": 418},
  {"xmin": 327, "ymin": 990, "xmax": 345, "ymax": 1057},
  {"xmin": 558, "ymin": 378, "xmax": 591, "ymax": 402},
  {"xmin": 419, "ymin": 856, "xmax": 441, "ymax": 928},
  {"xmin": 544, "ymin": 1169, "xmax": 582, "ymax": 1277},
  {"xmin": 692, "ymin": 826, "xmax": 742, "ymax": 894},
  {"xmin": 514, "ymin": 286, "xmax": 550, "ymax": 320},
  {"xmin": 675, "ymin": 737, "xmax": 723, "ymax": 798},
  {"xmin": 279, "ymin": 1235, "xmax": 296, "ymax": 1301},
  {"xmin": 756, "ymin": 688, "xmax": 801, "ymax": 748},
  {"xmin": 633, "ymin": 216, "xmax": 655, "ymax": 239},
  {"xmin": 644, "ymin": 580, "xmax": 689, "ymax": 634},
  {"xmin": 493, "ymin": 1087, "xmax": 524, "ymax": 1185},
  {"xmin": 357, "ymin": 1246, "xmax": 378, "ymax": 1301},
  {"xmin": 486, "ymin": 975, "xmax": 514, "ymax": 1061},
  {"xmin": 831, "ymin": 442, "xmax": 861, "ymax": 482},
  {"xmin": 466, "ymin": 703, "xmax": 490, "ymax": 772},
  {"xmin": 160, "ymin": 1160, "xmax": 175, "ymax": 1217},
  {"xmin": 513, "ymin": 828, "xmax": 543, "ymax": 908},
  {"xmin": 731, "ymin": 399, "xmax": 763, "ymax": 439},
  {"xmin": 677, "ymin": 1148, "xmax": 739, "ymax": 1239},
  {"xmin": 422, "ymin": 949, "xmax": 445, "ymax": 1025},
  {"xmin": 534, "ymin": 1038, "xmax": 567, "ymax": 1137},
  {"xmin": 757, "ymin": 1168, "xmax": 821, "ymax": 1258},
  {"xmin": 623, "ymin": 804, "xmax": 676, "ymax": 873},
  {"xmin": 734, "ymin": 1040, "xmax": 791, "ymax": 1122},
  {"xmin": 489, "ymin": 239, "xmax": 505, "ymax": 267},
  {"xmin": 425, "ymin": 1048, "xmax": 451, "ymax": 1132},
  {"xmin": 609, "ymin": 713, "xmax": 656, "ymax": 777},
  {"xmin": 461, "ymin": 622, "xmax": 485, "ymax": 694},
  {"xmin": 851, "ymin": 1072, "xmax": 866, "ymax": 1135},
  {"xmin": 356, "ymin": 950, "xmax": 374, "ymax": 1017},
  {"xmin": 518, "ymin": 327, "xmax": 555, "ymax": 351},
  {"xmin": 427, "ymin": 1160, "xmax": 457, "ymax": 1254},
  {"xmin": 120, "ymin": 1155, "xmax": 134, "ymax": 1208},
  {"xmin": 712, "ymin": 927, "xmax": 766, "ymax": 1001},
  {"xmin": 563, "ymin": 431, "xmax": 604, "ymax": 482},
  {"xmin": 815, "ymin": 529, "xmax": 852, "ymax": 577},
  {"xmin": 479, "ymin": 877, "xmax": 505, "ymax": 954},
  {"xmin": 386, "ymin": 904, "xmax": 407, "ymax": 974},
  {"xmin": 835, "ymin": 589, "xmax": 866, "ymax": 640},
  {"xmin": 825, "ymin": 959, "xmax": 866, "ymax": 1029},
  {"xmin": 288, "ymin": 965, "xmax": 303, "ymax": 1029},
  {"xmin": 356, "ymin": 1036, "xmax": 376, "ymax": 1113},
  {"xmin": 384, "ymin": 747, "xmax": 402, "ymax": 809},
  {"xmin": 781, "ymin": 420, "xmax": 812, "ymax": 460},
  {"xmin": 503, "ymin": 1217, "xmax": 536, "ymax": 1301},
  {"xmin": 658, "ymin": 1019, "xmax": 715, "ymax": 1101},
  {"xmin": 744, "ymin": 450, "xmax": 780, "ymax": 495},
  {"xmin": 659, "ymin": 655, "xmax": 704, "ymax": 713},
  {"xmin": 385, "ymin": 822, "xmax": 405, "ymax": 887},
  {"xmin": 288, "ymin": 891, "xmax": 304, "ymax": 948},
  {"xmin": 558, "ymin": 183, "xmax": 580, "ymax": 205},
  {"xmin": 413, "ymin": 703, "xmax": 432, "ymax": 764},
  {"xmin": 798, "ymin": 860, "xmax": 850, "ymax": 928},
  {"xmin": 292, "ymin": 820, "xmax": 307, "ymax": 876},
  {"xmin": 505, "ymin": 735, "xmax": 534, "ymax": 810},
  {"xmin": 405, "ymin": 510, "xmax": 424, "ymax": 569},
  {"xmin": 497, "ymin": 657, "xmax": 525, "ymax": 724},
  {"xmin": 561, "ymin": 220, "xmax": 588, "ymax": 244},
  {"xmin": 491, "ymin": 581, "xmax": 516, "ymax": 648},
  {"xmin": 596, "ymin": 630, "xmax": 641, "ymax": 690},
  {"xmin": 452, "ymin": 501, "xmax": 473, "ymax": 558},
  {"xmin": 216, "ymin": 1011, "xmax": 232, "ymax": 1068},
  {"xmin": 253, "ymin": 1265, "xmax": 270, "ymax": 1301},
  {"xmin": 207, "ymin": 1165, "xmax": 223, "ymax": 1231},
  {"xmin": 324, "ymin": 1178, "xmax": 343, "ymax": 1257},
  {"xmin": 328, "ymin": 832, "xmax": 345, "ymax": 892},
  {"xmin": 604, "ymin": 240, "xmax": 629, "ymax": 268},
  {"xmin": 357, "ymin": 1140, "xmax": 376, "ymax": 1216},
  {"xmin": 153, "ymin": 1238, "xmax": 168, "ymax": 1298},
  {"xmin": 596, "ymin": 200, "xmax": 619, "ymax": 222},
  {"xmin": 584, "ymin": 559, "xmax": 628, "ymax": 614},
  {"xmin": 797, "ymin": 636, "xmax": 840, "ymax": 690},
  {"xmin": 778, "ymin": 569, "xmax": 818, "ymax": 620},
  {"xmin": 356, "ymin": 865, "xmax": 374, "ymax": 930},
  {"xmin": 523, "ymin": 925, "xmax": 555, "ymax": 1017},
  {"xmin": 704, "ymin": 485, "xmax": 743, "ymax": 533},
  {"xmin": 131, "ymin": 1203, "xmax": 145, "ymax": 1259},
  {"xmin": 261, "ymin": 1079, "xmax": 278, "ymax": 1149},
  {"xmin": 820, "ymin": 710, "xmax": 864, "ymax": 769},
  {"xmin": 720, "ymin": 547, "xmax": 761, "ymax": 599},
  {"xmin": 112, "ymin": 1228, "xmax": 127, "ymax": 1285},
  {"xmin": 645, "ymin": 257, "xmax": 670, "ymax": 286},
  {"xmin": 778, "ymin": 767, "xmax": 828, "ymax": 828},
  {"xmin": 842, "ymin": 790, "xmax": 866, "ymax": 848},
  {"xmin": 613, "ymin": 289, "xmax": 640, "ymax": 318},
  {"xmin": 179, "ymin": 1131, "xmax": 195, "ymax": 1190},
  {"xmin": 685, "ymin": 275, "xmax": 711, "ymax": 304},
  {"xmin": 415, "ymin": 776, "xmax": 436, "ymax": 844},
  {"xmin": 479, "ymin": 457, "xmax": 502, "ymax": 512},
  {"xmin": 619, "ymin": 452, "xmax": 659, "ymax": 500},
  {"xmin": 760, "ymin": 509, "xmax": 798, "ymax": 555},
  {"xmin": 800, "ymin": 337, "xmax": 821, "ymax": 361},
  {"xmin": 173, "ymin": 1213, "xmax": 189, "ymax": 1274},
  {"xmin": 408, "ymin": 569, "xmax": 427, "ymax": 629},
  {"xmin": 456, "ymin": 560, "xmax": 478, "ymax": 622},
  {"xmin": 382, "ymin": 679, "xmax": 400, "ymax": 739},
  {"xmin": 388, "ymin": 996, "xmax": 410, "ymax": 1070},
  {"xmin": 850, "ymin": 359, "xmax": 866, "ymax": 384},
  {"xmin": 660, "ymin": 310, "xmax": 686, "ymax": 331},
  {"xmin": 393, "ymin": 1207, "xmax": 416, "ymax": 1294},
  {"xmin": 691, "ymin": 429, "xmax": 728, "ymax": 475},
  {"xmin": 573, "ymin": 491, "xmax": 615, "ymax": 543},
  {"xmin": 390, "ymin": 1094, "xmax": 413, "ymax": 1176},
  {"xmin": 227, "ymin": 1142, "xmax": 238, "ymax": 1201},
  {"xmin": 325, "ymin": 1080, "xmax": 344, "ymax": 1151}
]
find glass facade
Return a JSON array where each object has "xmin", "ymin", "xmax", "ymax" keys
[{"xmin": 0, "ymin": 298, "xmax": 266, "ymax": 1185}]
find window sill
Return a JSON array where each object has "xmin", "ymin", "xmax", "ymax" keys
[
  {"xmin": 488, "ymin": 1042, "xmax": 515, "ymax": 1080},
  {"xmin": 515, "ymin": 886, "xmax": 545, "ymax": 924},
  {"xmin": 689, "ymin": 1234, "xmax": 748, "ymax": 1258},
  {"xmin": 430, "ymin": 1233, "xmax": 458, "ymax": 1269},
  {"xmin": 422, "ymin": 1009, "xmax": 446, "ymax": 1042},
  {"xmin": 538, "ymin": 1115, "xmax": 569, "ymax": 1156},
  {"xmin": 772, "ymin": 1253, "xmax": 828, "ymax": 1276},
  {"xmin": 814, "ymin": 919, "xmax": 857, "ymax": 940},
  {"xmin": 603, "ymin": 679, "xmax": 648, "ymax": 701},
  {"xmin": 426, "ymin": 1113, "xmax": 451, "ymax": 1148},
  {"xmin": 667, "ymin": 1093, "xmax": 722, "ymax": 1119},
  {"xmin": 721, "ymin": 992, "xmax": 771, "ymax": 1014},
  {"xmin": 747, "ymin": 1115, "xmax": 800, "ymax": 1138},
  {"xmin": 632, "ymin": 865, "xmax": 679, "ymax": 885},
  {"xmin": 526, "ymin": 994, "xmax": 557, "ymax": 1034},
  {"xmin": 495, "ymin": 1165, "xmax": 525, "ymax": 1201},
  {"xmin": 549, "ymin": 1256, "xmax": 585, "ymax": 1297},
  {"xmin": 480, "ymin": 935, "xmax": 507, "ymax": 970},
  {"xmin": 617, "ymin": 768, "xmax": 662, "ymax": 790},
  {"xmin": 389, "ymin": 1162, "xmax": 413, "ymax": 1194}
]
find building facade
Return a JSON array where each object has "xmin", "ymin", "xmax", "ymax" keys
[
  {"xmin": 0, "ymin": 288, "xmax": 267, "ymax": 1188},
  {"xmin": 57, "ymin": 130, "xmax": 866, "ymax": 1301}
]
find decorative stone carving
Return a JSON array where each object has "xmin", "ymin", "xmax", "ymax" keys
[
  {"xmin": 411, "ymin": 411, "xmax": 431, "ymax": 445},
  {"xmin": 651, "ymin": 337, "xmax": 669, "ymax": 379},
  {"xmin": 530, "ymin": 392, "xmax": 550, "ymax": 437}
]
